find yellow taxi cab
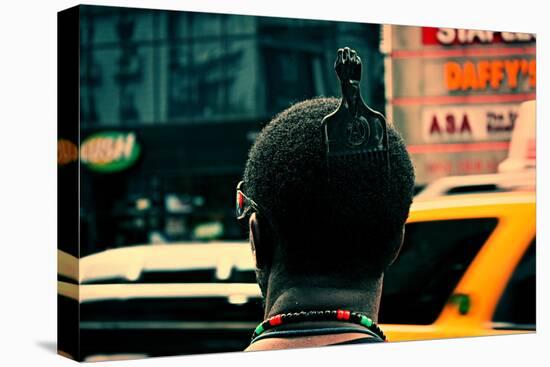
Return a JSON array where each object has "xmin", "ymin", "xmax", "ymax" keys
[{"xmin": 380, "ymin": 190, "xmax": 535, "ymax": 341}]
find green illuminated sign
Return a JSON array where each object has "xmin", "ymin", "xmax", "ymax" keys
[{"xmin": 81, "ymin": 131, "xmax": 141, "ymax": 173}]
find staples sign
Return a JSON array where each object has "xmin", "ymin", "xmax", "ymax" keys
[{"xmin": 422, "ymin": 27, "xmax": 536, "ymax": 46}]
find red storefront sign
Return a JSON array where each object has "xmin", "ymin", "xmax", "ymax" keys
[{"xmin": 422, "ymin": 27, "xmax": 536, "ymax": 46}]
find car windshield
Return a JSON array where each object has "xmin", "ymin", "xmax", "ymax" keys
[{"xmin": 379, "ymin": 217, "xmax": 498, "ymax": 324}]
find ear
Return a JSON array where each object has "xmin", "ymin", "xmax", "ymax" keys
[
  {"xmin": 388, "ymin": 225, "xmax": 406, "ymax": 267},
  {"xmin": 249, "ymin": 212, "xmax": 269, "ymax": 269}
]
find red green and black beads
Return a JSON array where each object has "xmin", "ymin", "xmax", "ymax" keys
[{"xmin": 251, "ymin": 309, "xmax": 385, "ymax": 342}]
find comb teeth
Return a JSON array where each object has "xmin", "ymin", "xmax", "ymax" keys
[
  {"xmin": 327, "ymin": 150, "xmax": 390, "ymax": 175},
  {"xmin": 328, "ymin": 149, "xmax": 388, "ymax": 162}
]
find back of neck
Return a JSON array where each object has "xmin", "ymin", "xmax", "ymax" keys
[{"xmin": 263, "ymin": 275, "xmax": 383, "ymax": 321}]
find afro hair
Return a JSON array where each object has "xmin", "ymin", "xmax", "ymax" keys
[{"xmin": 243, "ymin": 97, "xmax": 415, "ymax": 278}]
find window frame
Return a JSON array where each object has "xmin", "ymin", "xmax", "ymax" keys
[{"xmin": 404, "ymin": 196, "xmax": 535, "ymax": 326}]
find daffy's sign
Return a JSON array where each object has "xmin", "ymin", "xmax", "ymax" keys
[{"xmin": 80, "ymin": 131, "xmax": 141, "ymax": 173}]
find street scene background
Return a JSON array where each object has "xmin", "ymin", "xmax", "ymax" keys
[{"xmin": 57, "ymin": 5, "xmax": 536, "ymax": 361}]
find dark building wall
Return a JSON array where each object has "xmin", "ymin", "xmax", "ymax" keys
[{"xmin": 79, "ymin": 5, "xmax": 385, "ymax": 127}]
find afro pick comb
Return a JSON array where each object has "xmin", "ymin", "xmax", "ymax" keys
[{"xmin": 322, "ymin": 47, "xmax": 390, "ymax": 178}]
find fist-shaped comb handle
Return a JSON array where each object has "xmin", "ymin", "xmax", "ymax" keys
[
  {"xmin": 335, "ymin": 46, "xmax": 362, "ymax": 83},
  {"xmin": 334, "ymin": 47, "xmax": 362, "ymax": 117}
]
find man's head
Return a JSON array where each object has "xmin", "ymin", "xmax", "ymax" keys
[{"xmin": 242, "ymin": 97, "xmax": 415, "ymax": 293}]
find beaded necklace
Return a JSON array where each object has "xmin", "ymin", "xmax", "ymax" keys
[{"xmin": 251, "ymin": 309, "xmax": 386, "ymax": 343}]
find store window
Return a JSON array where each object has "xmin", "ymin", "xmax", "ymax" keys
[{"xmin": 262, "ymin": 47, "xmax": 317, "ymax": 114}]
